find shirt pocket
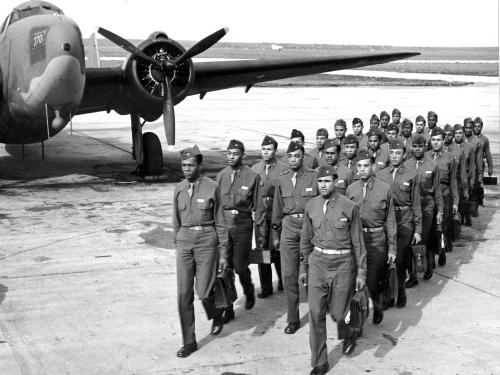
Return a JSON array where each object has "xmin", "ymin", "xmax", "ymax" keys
[
  {"xmin": 177, "ymin": 199, "xmax": 187, "ymax": 211},
  {"xmin": 196, "ymin": 197, "xmax": 213, "ymax": 222},
  {"xmin": 439, "ymin": 166, "xmax": 449, "ymax": 183},
  {"xmin": 399, "ymin": 181, "xmax": 412, "ymax": 193},
  {"xmin": 301, "ymin": 187, "xmax": 316, "ymax": 197},
  {"xmin": 331, "ymin": 215, "xmax": 350, "ymax": 244},
  {"xmin": 335, "ymin": 180, "xmax": 347, "ymax": 189},
  {"xmin": 421, "ymin": 171, "xmax": 434, "ymax": 190}
]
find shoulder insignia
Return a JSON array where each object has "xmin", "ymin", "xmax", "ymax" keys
[{"xmin": 280, "ymin": 169, "xmax": 291, "ymax": 175}]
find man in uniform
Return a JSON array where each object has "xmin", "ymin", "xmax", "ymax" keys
[
  {"xmin": 383, "ymin": 123, "xmax": 401, "ymax": 149},
  {"xmin": 173, "ymin": 145, "xmax": 228, "ymax": 358},
  {"xmin": 252, "ymin": 135, "xmax": 286, "ymax": 298},
  {"xmin": 370, "ymin": 114, "xmax": 380, "ymax": 129},
  {"xmin": 391, "ymin": 108, "xmax": 402, "ymax": 132},
  {"xmin": 347, "ymin": 149, "xmax": 396, "ymax": 324},
  {"xmin": 282, "ymin": 129, "xmax": 319, "ymax": 169},
  {"xmin": 300, "ymin": 165, "xmax": 366, "ymax": 374},
  {"xmin": 426, "ymin": 111, "xmax": 439, "ymax": 147},
  {"xmin": 377, "ymin": 140, "xmax": 422, "ymax": 308},
  {"xmin": 352, "ymin": 117, "xmax": 368, "ymax": 149},
  {"xmin": 216, "ymin": 140, "xmax": 260, "ymax": 323},
  {"xmin": 401, "ymin": 118, "xmax": 415, "ymax": 158},
  {"xmin": 324, "ymin": 139, "xmax": 354, "ymax": 195},
  {"xmin": 474, "ymin": 117, "xmax": 494, "ymax": 179},
  {"xmin": 404, "ymin": 135, "xmax": 443, "ymax": 285},
  {"xmin": 464, "ymin": 118, "xmax": 483, "ymax": 216},
  {"xmin": 454, "ymin": 124, "xmax": 476, "ymax": 226},
  {"xmin": 309, "ymin": 128, "xmax": 329, "ymax": 167},
  {"xmin": 366, "ymin": 128, "xmax": 390, "ymax": 173},
  {"xmin": 379, "ymin": 111, "xmax": 390, "ymax": 144},
  {"xmin": 341, "ymin": 134, "xmax": 359, "ymax": 172},
  {"xmin": 333, "ymin": 119, "xmax": 348, "ymax": 158},
  {"xmin": 426, "ymin": 128, "xmax": 458, "ymax": 261},
  {"xmin": 272, "ymin": 141, "xmax": 318, "ymax": 334},
  {"xmin": 415, "ymin": 115, "xmax": 430, "ymax": 147}
]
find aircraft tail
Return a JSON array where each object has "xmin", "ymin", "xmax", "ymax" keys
[{"xmin": 87, "ymin": 33, "xmax": 101, "ymax": 68}]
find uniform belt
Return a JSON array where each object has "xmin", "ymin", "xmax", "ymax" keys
[
  {"xmin": 440, "ymin": 181, "xmax": 450, "ymax": 185},
  {"xmin": 224, "ymin": 209, "xmax": 240, "ymax": 215},
  {"xmin": 394, "ymin": 206, "xmax": 411, "ymax": 211},
  {"xmin": 314, "ymin": 246, "xmax": 351, "ymax": 255},
  {"xmin": 184, "ymin": 226, "xmax": 211, "ymax": 231},
  {"xmin": 288, "ymin": 213, "xmax": 304, "ymax": 218},
  {"xmin": 362, "ymin": 226, "xmax": 384, "ymax": 233}
]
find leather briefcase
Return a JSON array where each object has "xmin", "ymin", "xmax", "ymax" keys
[
  {"xmin": 214, "ymin": 268, "xmax": 238, "ymax": 309},
  {"xmin": 345, "ymin": 287, "xmax": 369, "ymax": 334},
  {"xmin": 483, "ymin": 176, "xmax": 497, "ymax": 185},
  {"xmin": 411, "ymin": 244, "xmax": 427, "ymax": 276},
  {"xmin": 249, "ymin": 248, "xmax": 272, "ymax": 264}
]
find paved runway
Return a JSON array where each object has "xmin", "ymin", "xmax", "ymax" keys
[{"xmin": 1, "ymin": 84, "xmax": 500, "ymax": 374}]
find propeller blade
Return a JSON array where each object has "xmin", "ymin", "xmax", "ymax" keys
[
  {"xmin": 97, "ymin": 27, "xmax": 161, "ymax": 67},
  {"xmin": 163, "ymin": 78, "xmax": 175, "ymax": 146},
  {"xmin": 176, "ymin": 27, "xmax": 228, "ymax": 65}
]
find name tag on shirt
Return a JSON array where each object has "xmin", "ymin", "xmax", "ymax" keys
[
  {"xmin": 337, "ymin": 180, "xmax": 345, "ymax": 183},
  {"xmin": 306, "ymin": 187, "xmax": 313, "ymax": 192},
  {"xmin": 197, "ymin": 198, "xmax": 205, "ymax": 203},
  {"xmin": 378, "ymin": 162, "xmax": 385, "ymax": 165},
  {"xmin": 241, "ymin": 186, "xmax": 249, "ymax": 190},
  {"xmin": 425, "ymin": 170, "xmax": 432, "ymax": 174},
  {"xmin": 340, "ymin": 218, "xmax": 348, "ymax": 222},
  {"xmin": 403, "ymin": 182, "xmax": 410, "ymax": 186}
]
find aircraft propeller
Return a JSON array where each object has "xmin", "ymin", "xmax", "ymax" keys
[{"xmin": 97, "ymin": 27, "xmax": 228, "ymax": 147}]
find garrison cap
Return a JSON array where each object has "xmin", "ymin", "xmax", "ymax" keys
[
  {"xmin": 261, "ymin": 135, "xmax": 278, "ymax": 149},
  {"xmin": 291, "ymin": 129, "xmax": 305, "ymax": 139},
  {"xmin": 430, "ymin": 127, "xmax": 444, "ymax": 137},
  {"xmin": 463, "ymin": 117, "xmax": 474, "ymax": 125},
  {"xmin": 366, "ymin": 128, "xmax": 382, "ymax": 139},
  {"xmin": 402, "ymin": 118, "xmax": 413, "ymax": 127},
  {"xmin": 386, "ymin": 123, "xmax": 399, "ymax": 132},
  {"xmin": 443, "ymin": 124, "xmax": 454, "ymax": 133},
  {"xmin": 356, "ymin": 148, "xmax": 374, "ymax": 162},
  {"xmin": 324, "ymin": 138, "xmax": 340, "ymax": 152},
  {"xmin": 427, "ymin": 111, "xmax": 437, "ymax": 118},
  {"xmin": 388, "ymin": 139, "xmax": 406, "ymax": 151},
  {"xmin": 474, "ymin": 117, "xmax": 483, "ymax": 125},
  {"xmin": 334, "ymin": 119, "xmax": 347, "ymax": 128},
  {"xmin": 317, "ymin": 165, "xmax": 338, "ymax": 179},
  {"xmin": 344, "ymin": 134, "xmax": 359, "ymax": 145},
  {"xmin": 287, "ymin": 141, "xmax": 304, "ymax": 153},
  {"xmin": 180, "ymin": 145, "xmax": 202, "ymax": 160},
  {"xmin": 453, "ymin": 124, "xmax": 464, "ymax": 132},
  {"xmin": 316, "ymin": 128, "xmax": 329, "ymax": 137},
  {"xmin": 412, "ymin": 134, "xmax": 426, "ymax": 145},
  {"xmin": 227, "ymin": 139, "xmax": 244, "ymax": 151},
  {"xmin": 392, "ymin": 108, "xmax": 401, "ymax": 115},
  {"xmin": 370, "ymin": 114, "xmax": 380, "ymax": 122},
  {"xmin": 380, "ymin": 110, "xmax": 390, "ymax": 119},
  {"xmin": 415, "ymin": 115, "xmax": 426, "ymax": 123},
  {"xmin": 352, "ymin": 117, "xmax": 363, "ymax": 126}
]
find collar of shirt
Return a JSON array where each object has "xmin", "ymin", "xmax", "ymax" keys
[
  {"xmin": 365, "ymin": 175, "xmax": 376, "ymax": 190},
  {"xmin": 325, "ymin": 192, "xmax": 338, "ymax": 208}
]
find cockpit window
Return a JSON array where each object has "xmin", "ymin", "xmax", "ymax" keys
[{"xmin": 9, "ymin": 5, "xmax": 63, "ymax": 25}]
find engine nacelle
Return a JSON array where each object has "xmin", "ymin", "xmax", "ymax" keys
[{"xmin": 122, "ymin": 32, "xmax": 194, "ymax": 122}]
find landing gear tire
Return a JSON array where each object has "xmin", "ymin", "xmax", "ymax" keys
[{"xmin": 142, "ymin": 132, "xmax": 163, "ymax": 176}]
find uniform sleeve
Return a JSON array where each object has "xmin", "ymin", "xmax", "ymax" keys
[
  {"xmin": 271, "ymin": 179, "xmax": 285, "ymax": 233},
  {"xmin": 311, "ymin": 156, "xmax": 319, "ymax": 170},
  {"xmin": 411, "ymin": 175, "xmax": 423, "ymax": 234},
  {"xmin": 458, "ymin": 150, "xmax": 468, "ymax": 196},
  {"xmin": 346, "ymin": 168, "xmax": 355, "ymax": 187},
  {"xmin": 299, "ymin": 206, "xmax": 314, "ymax": 274},
  {"xmin": 484, "ymin": 137, "xmax": 493, "ymax": 173},
  {"xmin": 433, "ymin": 165, "xmax": 444, "ymax": 214},
  {"xmin": 476, "ymin": 143, "xmax": 484, "ymax": 179},
  {"xmin": 172, "ymin": 190, "xmax": 181, "ymax": 245},
  {"xmin": 385, "ymin": 187, "xmax": 397, "ymax": 257},
  {"xmin": 450, "ymin": 157, "xmax": 459, "ymax": 207},
  {"xmin": 350, "ymin": 204, "xmax": 367, "ymax": 279},
  {"xmin": 252, "ymin": 173, "xmax": 262, "ymax": 213},
  {"xmin": 213, "ymin": 185, "xmax": 229, "ymax": 261}
]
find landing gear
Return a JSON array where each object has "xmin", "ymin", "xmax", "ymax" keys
[{"xmin": 130, "ymin": 113, "xmax": 164, "ymax": 177}]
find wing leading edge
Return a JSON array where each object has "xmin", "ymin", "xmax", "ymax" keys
[{"xmin": 189, "ymin": 52, "xmax": 420, "ymax": 95}]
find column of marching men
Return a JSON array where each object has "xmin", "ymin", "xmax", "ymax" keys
[{"xmin": 172, "ymin": 110, "xmax": 493, "ymax": 375}]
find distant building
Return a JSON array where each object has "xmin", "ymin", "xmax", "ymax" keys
[{"xmin": 271, "ymin": 44, "xmax": 284, "ymax": 51}]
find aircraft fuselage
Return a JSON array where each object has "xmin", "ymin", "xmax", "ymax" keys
[{"xmin": 0, "ymin": 3, "xmax": 85, "ymax": 144}]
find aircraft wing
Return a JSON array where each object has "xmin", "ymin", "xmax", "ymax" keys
[{"xmin": 188, "ymin": 52, "xmax": 419, "ymax": 95}]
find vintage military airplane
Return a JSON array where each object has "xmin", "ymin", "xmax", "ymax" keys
[{"xmin": 0, "ymin": 1, "xmax": 419, "ymax": 176}]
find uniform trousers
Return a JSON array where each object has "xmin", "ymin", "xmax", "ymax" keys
[
  {"xmin": 280, "ymin": 215, "xmax": 304, "ymax": 323},
  {"xmin": 255, "ymin": 215, "xmax": 282, "ymax": 294},
  {"xmin": 441, "ymin": 188, "xmax": 453, "ymax": 251},
  {"xmin": 308, "ymin": 250, "xmax": 355, "ymax": 368},
  {"xmin": 224, "ymin": 211, "xmax": 255, "ymax": 297},
  {"xmin": 363, "ymin": 231, "xmax": 387, "ymax": 312},
  {"xmin": 176, "ymin": 227, "xmax": 221, "ymax": 345},
  {"xmin": 395, "ymin": 209, "xmax": 414, "ymax": 298}
]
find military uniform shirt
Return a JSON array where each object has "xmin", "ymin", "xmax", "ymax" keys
[
  {"xmin": 331, "ymin": 162, "xmax": 355, "ymax": 195},
  {"xmin": 425, "ymin": 150, "xmax": 459, "ymax": 206},
  {"xmin": 300, "ymin": 193, "xmax": 367, "ymax": 278},
  {"xmin": 465, "ymin": 135, "xmax": 484, "ymax": 178},
  {"xmin": 370, "ymin": 147, "xmax": 390, "ymax": 173},
  {"xmin": 476, "ymin": 134, "xmax": 493, "ymax": 174},
  {"xmin": 309, "ymin": 147, "xmax": 326, "ymax": 167},
  {"xmin": 173, "ymin": 175, "xmax": 228, "ymax": 258},
  {"xmin": 404, "ymin": 157, "xmax": 444, "ymax": 214},
  {"xmin": 216, "ymin": 165, "xmax": 261, "ymax": 213},
  {"xmin": 454, "ymin": 141, "xmax": 476, "ymax": 189},
  {"xmin": 376, "ymin": 165, "xmax": 423, "ymax": 234},
  {"xmin": 346, "ymin": 176, "xmax": 397, "ymax": 256},
  {"xmin": 356, "ymin": 134, "xmax": 369, "ymax": 150},
  {"xmin": 444, "ymin": 143, "xmax": 468, "ymax": 196}
]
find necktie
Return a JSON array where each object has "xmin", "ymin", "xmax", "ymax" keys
[
  {"xmin": 323, "ymin": 199, "xmax": 328, "ymax": 214},
  {"xmin": 230, "ymin": 170, "xmax": 236, "ymax": 183},
  {"xmin": 348, "ymin": 160, "xmax": 352, "ymax": 169},
  {"xmin": 188, "ymin": 182, "xmax": 194, "ymax": 198},
  {"xmin": 416, "ymin": 160, "xmax": 421, "ymax": 170},
  {"xmin": 265, "ymin": 164, "xmax": 270, "ymax": 176},
  {"xmin": 319, "ymin": 150, "xmax": 323, "ymax": 160},
  {"xmin": 433, "ymin": 152, "xmax": 438, "ymax": 162},
  {"xmin": 362, "ymin": 183, "xmax": 367, "ymax": 199},
  {"xmin": 292, "ymin": 172, "xmax": 297, "ymax": 187},
  {"xmin": 392, "ymin": 168, "xmax": 397, "ymax": 181}
]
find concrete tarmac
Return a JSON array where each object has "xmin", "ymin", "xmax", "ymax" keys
[{"xmin": 1, "ymin": 85, "xmax": 500, "ymax": 374}]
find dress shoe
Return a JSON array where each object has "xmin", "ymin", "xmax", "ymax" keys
[
  {"xmin": 211, "ymin": 314, "xmax": 224, "ymax": 335},
  {"xmin": 405, "ymin": 277, "xmax": 419, "ymax": 288},
  {"xmin": 176, "ymin": 342, "xmax": 198, "ymax": 358},
  {"xmin": 257, "ymin": 290, "xmax": 273, "ymax": 299},
  {"xmin": 382, "ymin": 298, "xmax": 395, "ymax": 311},
  {"xmin": 284, "ymin": 322, "xmax": 300, "ymax": 334},
  {"xmin": 342, "ymin": 334, "xmax": 357, "ymax": 355},
  {"xmin": 277, "ymin": 281, "xmax": 284, "ymax": 291},
  {"xmin": 245, "ymin": 294, "xmax": 255, "ymax": 310},
  {"xmin": 372, "ymin": 309, "xmax": 384, "ymax": 325},
  {"xmin": 465, "ymin": 217, "xmax": 472, "ymax": 226},
  {"xmin": 310, "ymin": 363, "xmax": 329, "ymax": 375},
  {"xmin": 222, "ymin": 308, "xmax": 235, "ymax": 324},
  {"xmin": 396, "ymin": 294, "xmax": 407, "ymax": 308},
  {"xmin": 438, "ymin": 252, "xmax": 446, "ymax": 266},
  {"xmin": 423, "ymin": 270, "xmax": 433, "ymax": 280}
]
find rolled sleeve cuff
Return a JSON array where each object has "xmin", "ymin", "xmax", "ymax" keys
[{"xmin": 357, "ymin": 268, "xmax": 366, "ymax": 279}]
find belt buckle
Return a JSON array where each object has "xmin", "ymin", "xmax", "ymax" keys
[
  {"xmin": 231, "ymin": 209, "xmax": 238, "ymax": 215},
  {"xmin": 192, "ymin": 226, "xmax": 203, "ymax": 231}
]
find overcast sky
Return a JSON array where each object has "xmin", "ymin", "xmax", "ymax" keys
[{"xmin": 1, "ymin": 0, "xmax": 498, "ymax": 47}]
